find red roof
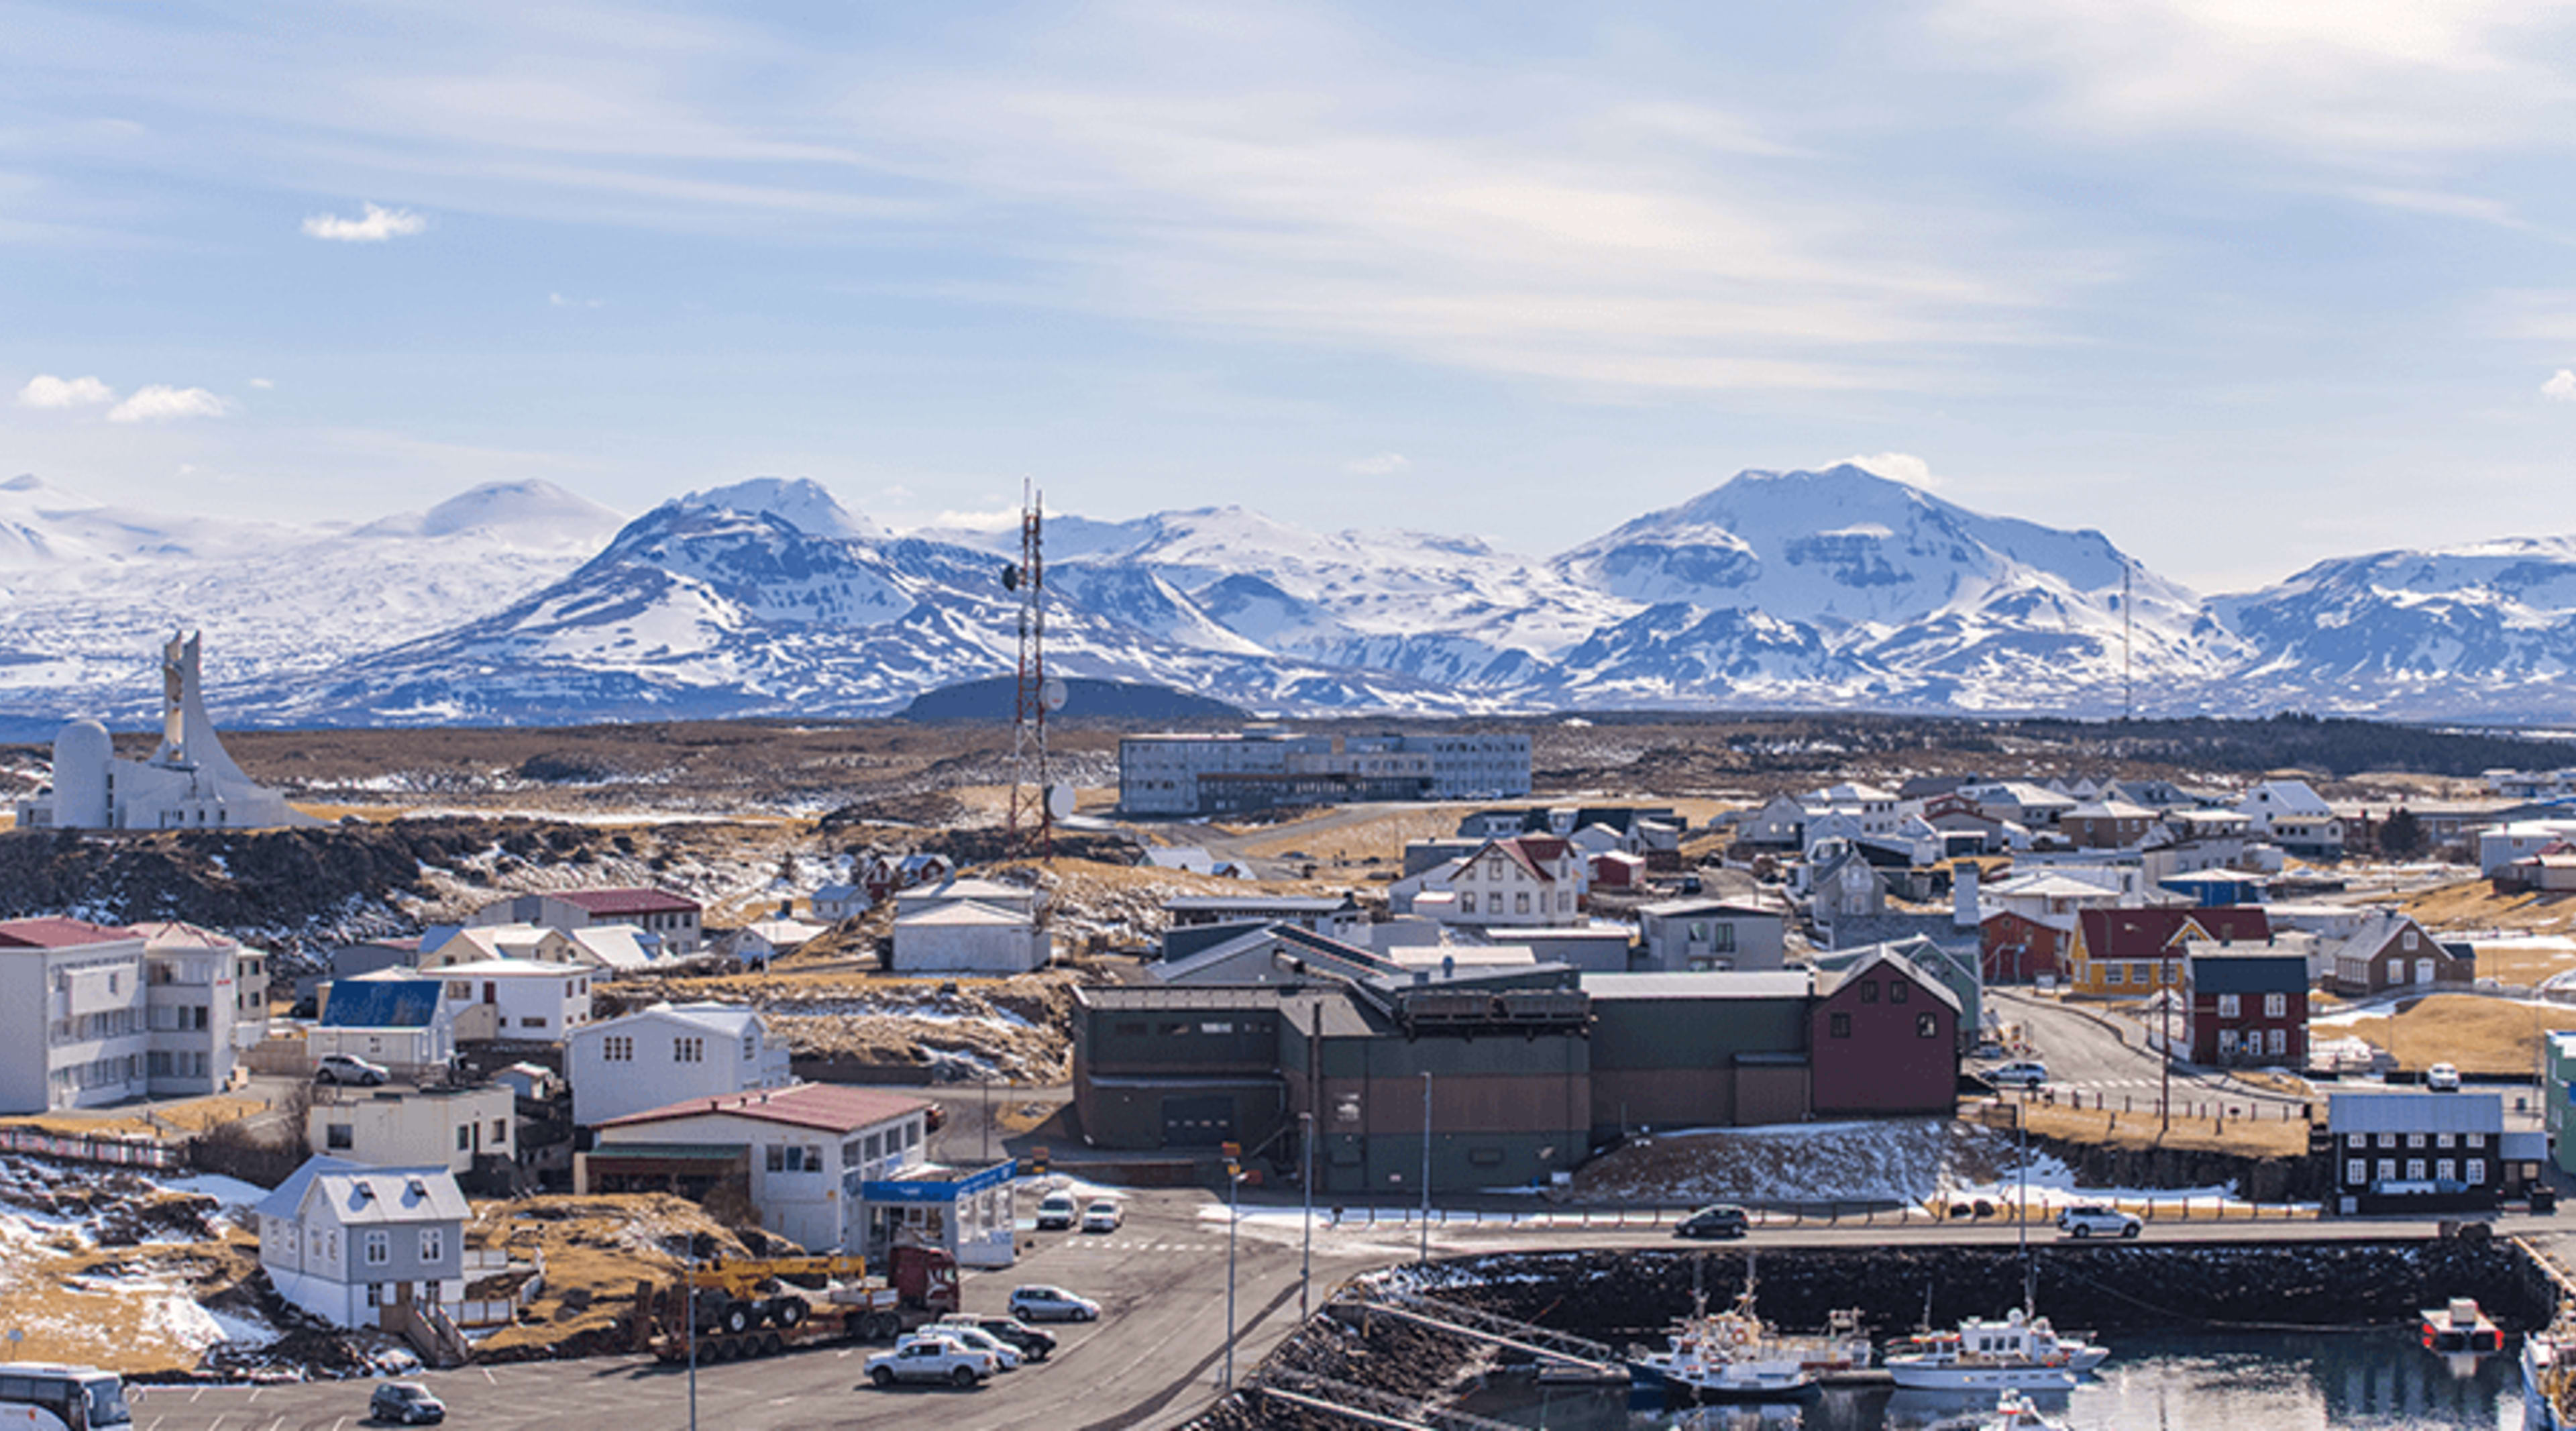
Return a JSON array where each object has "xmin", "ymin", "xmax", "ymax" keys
[
  {"xmin": 0, "ymin": 916, "xmax": 139, "ymax": 950},
  {"xmin": 557, "ymin": 888, "xmax": 700, "ymax": 917},
  {"xmin": 1472, "ymin": 835, "xmax": 1571, "ymax": 883},
  {"xmin": 600, "ymin": 1082, "xmax": 930, "ymax": 1134},
  {"xmin": 2078, "ymin": 906, "xmax": 2271, "ymax": 960}
]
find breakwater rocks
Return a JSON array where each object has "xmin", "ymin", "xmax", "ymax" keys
[{"xmin": 1411, "ymin": 1241, "xmax": 2546, "ymax": 1340}]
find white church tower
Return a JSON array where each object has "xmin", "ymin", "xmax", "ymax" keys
[{"xmin": 13, "ymin": 633, "xmax": 321, "ymax": 832}]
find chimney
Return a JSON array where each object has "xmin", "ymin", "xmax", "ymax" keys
[{"xmin": 1953, "ymin": 862, "xmax": 1980, "ymax": 929}]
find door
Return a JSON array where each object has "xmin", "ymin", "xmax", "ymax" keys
[{"xmin": 1161, "ymin": 1094, "xmax": 1236, "ymax": 1148}]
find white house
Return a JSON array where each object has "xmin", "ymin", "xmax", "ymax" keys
[
  {"xmin": 584, "ymin": 1083, "xmax": 935, "ymax": 1255},
  {"xmin": 357, "ymin": 959, "xmax": 592, "ymax": 1043},
  {"xmin": 889, "ymin": 902, "xmax": 1054, "ymax": 974},
  {"xmin": 310, "ymin": 977, "xmax": 456, "ymax": 1079},
  {"xmin": 893, "ymin": 878, "xmax": 1039, "ymax": 919},
  {"xmin": 1808, "ymin": 782, "xmax": 1900, "ymax": 838},
  {"xmin": 309, "ymin": 1083, "xmax": 516, "ymax": 1173},
  {"xmin": 133, "ymin": 920, "xmax": 250, "ymax": 1096},
  {"xmin": 256, "ymin": 1155, "xmax": 468, "ymax": 1330},
  {"xmin": 1737, "ymin": 794, "xmax": 1813, "ymax": 848},
  {"xmin": 1440, "ymin": 835, "xmax": 1587, "ymax": 927},
  {"xmin": 2480, "ymin": 820, "xmax": 2576, "ymax": 875},
  {"xmin": 427, "ymin": 922, "xmax": 664, "ymax": 975},
  {"xmin": 810, "ymin": 884, "xmax": 867, "ymax": 921},
  {"xmin": 564, "ymin": 1002, "xmax": 792, "ymax": 1128},
  {"xmin": 0, "ymin": 917, "xmax": 150, "ymax": 1113},
  {"xmin": 722, "ymin": 918, "xmax": 829, "ymax": 967},
  {"xmin": 2234, "ymin": 780, "xmax": 2345, "ymax": 859}
]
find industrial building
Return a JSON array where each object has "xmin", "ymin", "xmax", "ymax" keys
[{"xmin": 1118, "ymin": 726, "xmax": 1531, "ymax": 816}]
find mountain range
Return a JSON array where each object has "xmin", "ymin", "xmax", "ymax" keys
[{"xmin": 5, "ymin": 464, "xmax": 2576, "ymax": 731}]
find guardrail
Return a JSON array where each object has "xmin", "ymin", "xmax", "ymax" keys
[
  {"xmin": 0, "ymin": 1125, "xmax": 192, "ymax": 1170},
  {"xmin": 1311, "ymin": 1194, "xmax": 2320, "ymax": 1231}
]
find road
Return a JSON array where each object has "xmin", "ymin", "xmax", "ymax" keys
[
  {"xmin": 115, "ymin": 1182, "xmax": 2576, "ymax": 1431},
  {"xmin": 1990, "ymin": 988, "xmax": 2312, "ymax": 1112}
]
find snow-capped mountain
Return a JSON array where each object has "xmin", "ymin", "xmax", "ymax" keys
[
  {"xmin": 19, "ymin": 462, "xmax": 2576, "ymax": 729},
  {"xmin": 0, "ymin": 477, "xmax": 623, "ymax": 725},
  {"xmin": 2216, "ymin": 538, "xmax": 2576, "ymax": 718}
]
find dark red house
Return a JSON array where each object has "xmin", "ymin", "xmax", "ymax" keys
[
  {"xmin": 1810, "ymin": 947, "xmax": 1962, "ymax": 1115},
  {"xmin": 2184, "ymin": 950, "xmax": 2308, "ymax": 1067},
  {"xmin": 1981, "ymin": 910, "xmax": 2073, "ymax": 986}
]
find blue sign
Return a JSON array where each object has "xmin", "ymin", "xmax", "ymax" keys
[{"xmin": 859, "ymin": 1161, "xmax": 1014, "ymax": 1205}]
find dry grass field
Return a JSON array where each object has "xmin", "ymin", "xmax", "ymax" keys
[
  {"xmin": 1972, "ymin": 1099, "xmax": 2313, "ymax": 1159},
  {"xmin": 2330, "ymin": 993, "xmax": 2576, "ymax": 1076}
]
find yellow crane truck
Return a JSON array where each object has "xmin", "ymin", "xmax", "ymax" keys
[{"xmin": 631, "ymin": 1244, "xmax": 961, "ymax": 1363}]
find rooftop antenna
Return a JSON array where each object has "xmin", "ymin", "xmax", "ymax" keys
[{"xmin": 1002, "ymin": 480, "xmax": 1059, "ymax": 859}]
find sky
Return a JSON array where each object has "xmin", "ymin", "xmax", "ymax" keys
[{"xmin": 5, "ymin": 0, "xmax": 2576, "ymax": 594}]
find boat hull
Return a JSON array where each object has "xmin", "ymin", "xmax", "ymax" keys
[
  {"xmin": 1631, "ymin": 1355, "xmax": 1816, "ymax": 1401},
  {"xmin": 1884, "ymin": 1359, "xmax": 2080, "ymax": 1392}
]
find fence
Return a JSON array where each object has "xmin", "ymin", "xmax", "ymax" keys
[
  {"xmin": 0, "ymin": 1124, "xmax": 191, "ymax": 1170},
  {"xmin": 1310, "ymin": 1194, "xmax": 2320, "ymax": 1232}
]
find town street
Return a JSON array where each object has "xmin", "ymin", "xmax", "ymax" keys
[{"xmin": 1991, "ymin": 988, "xmax": 2318, "ymax": 1112}]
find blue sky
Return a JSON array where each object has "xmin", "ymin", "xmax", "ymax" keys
[{"xmin": 5, "ymin": 0, "xmax": 2575, "ymax": 592}]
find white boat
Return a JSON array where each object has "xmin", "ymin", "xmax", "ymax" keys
[
  {"xmin": 1883, "ymin": 1308, "xmax": 2107, "ymax": 1391},
  {"xmin": 2421, "ymin": 1295, "xmax": 2504, "ymax": 1353},
  {"xmin": 2524, "ymin": 1301, "xmax": 2576, "ymax": 1430},
  {"xmin": 1629, "ymin": 1289, "xmax": 1815, "ymax": 1400}
]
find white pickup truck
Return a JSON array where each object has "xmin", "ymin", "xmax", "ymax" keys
[{"xmin": 865, "ymin": 1334, "xmax": 998, "ymax": 1389}]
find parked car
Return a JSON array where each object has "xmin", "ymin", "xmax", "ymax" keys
[
  {"xmin": 368, "ymin": 1381, "xmax": 446, "ymax": 1424},
  {"xmin": 1034, "ymin": 1192, "xmax": 1079, "ymax": 1230},
  {"xmin": 926, "ymin": 1322, "xmax": 1021, "ymax": 1371},
  {"xmin": 938, "ymin": 1312, "xmax": 1057, "ymax": 1361},
  {"xmin": 1987, "ymin": 1060, "xmax": 2049, "ymax": 1089},
  {"xmin": 317, "ymin": 1053, "xmax": 392, "ymax": 1087},
  {"xmin": 1008, "ymin": 1285, "xmax": 1102, "ymax": 1322},
  {"xmin": 865, "ymin": 1336, "xmax": 996, "ymax": 1389},
  {"xmin": 1080, "ymin": 1198, "xmax": 1124, "ymax": 1233},
  {"xmin": 2056, "ymin": 1204, "xmax": 2142, "ymax": 1239},
  {"xmin": 2427, "ymin": 1062, "xmax": 2462, "ymax": 1092},
  {"xmin": 1673, "ymin": 1204, "xmax": 1751, "ymax": 1240}
]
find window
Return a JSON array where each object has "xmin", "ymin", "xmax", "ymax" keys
[
  {"xmin": 492, "ymin": 1119, "xmax": 506, "ymax": 1142},
  {"xmin": 521, "ymin": 1016, "xmax": 547, "ymax": 1030},
  {"xmin": 2268, "ymin": 1028, "xmax": 2287, "ymax": 1055},
  {"xmin": 2263, "ymin": 993, "xmax": 2287, "ymax": 1018},
  {"xmin": 602, "ymin": 1035, "xmax": 633, "ymax": 1062},
  {"xmin": 2437, "ymin": 1133, "xmax": 2455, "ymax": 1149},
  {"xmin": 2378, "ymin": 1133, "xmax": 2396, "ymax": 1149},
  {"xmin": 2347, "ymin": 1159, "xmax": 2365, "ymax": 1184},
  {"xmin": 419, "ymin": 1228, "xmax": 443, "ymax": 1262},
  {"xmin": 2436, "ymin": 1159, "xmax": 2457, "ymax": 1183},
  {"xmin": 2347, "ymin": 1133, "xmax": 2366, "ymax": 1149},
  {"xmin": 674, "ymin": 1037, "xmax": 704, "ymax": 1063},
  {"xmin": 2408, "ymin": 1133, "xmax": 2426, "ymax": 1149},
  {"xmin": 326, "ymin": 1123, "xmax": 354, "ymax": 1151},
  {"xmin": 1917, "ymin": 1012, "xmax": 1938, "ymax": 1038},
  {"xmin": 2217, "ymin": 994, "xmax": 2241, "ymax": 1018},
  {"xmin": 366, "ymin": 1282, "xmax": 384, "ymax": 1309},
  {"xmin": 2467, "ymin": 1159, "xmax": 2487, "ymax": 1184},
  {"xmin": 1515, "ymin": 892, "xmax": 1530, "ymax": 914},
  {"xmin": 2406, "ymin": 1159, "xmax": 2426, "ymax": 1181},
  {"xmin": 2106, "ymin": 965, "xmax": 2124, "ymax": 986},
  {"xmin": 743, "ymin": 1035, "xmax": 757, "ymax": 1060},
  {"xmin": 1460, "ymin": 894, "xmax": 1477, "ymax": 915},
  {"xmin": 2376, "ymin": 1159, "xmax": 2396, "ymax": 1181},
  {"xmin": 2467, "ymin": 1133, "xmax": 2486, "ymax": 1149},
  {"xmin": 456, "ymin": 1126, "xmax": 470, "ymax": 1151},
  {"xmin": 1829, "ymin": 1012, "xmax": 1851, "ymax": 1039},
  {"xmin": 2217, "ymin": 1028, "xmax": 2239, "ymax": 1055},
  {"xmin": 1860, "ymin": 981, "xmax": 1879, "ymax": 1004},
  {"xmin": 364, "ymin": 1231, "xmax": 390, "ymax": 1266}
]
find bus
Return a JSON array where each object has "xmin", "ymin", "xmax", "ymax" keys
[{"xmin": 0, "ymin": 1365, "xmax": 130, "ymax": 1431}]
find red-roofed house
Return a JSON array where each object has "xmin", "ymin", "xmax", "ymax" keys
[
  {"xmin": 1444, "ymin": 835, "xmax": 1589, "ymax": 927},
  {"xmin": 467, "ymin": 887, "xmax": 702, "ymax": 955},
  {"xmin": 0, "ymin": 917, "xmax": 149, "ymax": 1112},
  {"xmin": 2068, "ymin": 906, "xmax": 2273, "ymax": 996}
]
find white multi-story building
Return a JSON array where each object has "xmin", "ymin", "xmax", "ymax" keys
[
  {"xmin": 396, "ymin": 958, "xmax": 594, "ymax": 1043},
  {"xmin": 1118, "ymin": 727, "xmax": 1530, "ymax": 815},
  {"xmin": 133, "ymin": 921, "xmax": 258, "ymax": 1096},
  {"xmin": 2234, "ymin": 780, "xmax": 2345, "ymax": 859},
  {"xmin": 309, "ymin": 1083, "xmax": 517, "ymax": 1173},
  {"xmin": 0, "ymin": 918, "xmax": 150, "ymax": 1113},
  {"xmin": 564, "ymin": 1002, "xmax": 792, "ymax": 1128},
  {"xmin": 1439, "ymin": 835, "xmax": 1588, "ymax": 927}
]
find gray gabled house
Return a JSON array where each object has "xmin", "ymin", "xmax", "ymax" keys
[{"xmin": 256, "ymin": 1155, "xmax": 468, "ymax": 1330}]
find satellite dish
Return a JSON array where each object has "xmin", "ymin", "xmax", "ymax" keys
[
  {"xmin": 1046, "ymin": 784, "xmax": 1077, "ymax": 820},
  {"xmin": 1041, "ymin": 677, "xmax": 1068, "ymax": 712}
]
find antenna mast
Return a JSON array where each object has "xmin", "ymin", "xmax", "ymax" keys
[
  {"xmin": 2122, "ymin": 561, "xmax": 2134, "ymax": 722},
  {"xmin": 1004, "ymin": 480, "xmax": 1053, "ymax": 859}
]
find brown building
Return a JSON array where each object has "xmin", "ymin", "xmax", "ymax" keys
[
  {"xmin": 2059, "ymin": 799, "xmax": 2156, "ymax": 849},
  {"xmin": 1982, "ymin": 910, "xmax": 2073, "ymax": 986},
  {"xmin": 2326, "ymin": 912, "xmax": 2474, "ymax": 997},
  {"xmin": 1810, "ymin": 948, "xmax": 1960, "ymax": 1116}
]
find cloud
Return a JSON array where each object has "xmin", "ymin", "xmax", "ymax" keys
[
  {"xmin": 2546, "ymin": 370, "xmax": 2576, "ymax": 403},
  {"xmin": 16, "ymin": 374, "xmax": 114, "ymax": 409},
  {"xmin": 2347, "ymin": 187, "xmax": 2526, "ymax": 229},
  {"xmin": 248, "ymin": 377, "xmax": 274, "ymax": 389},
  {"xmin": 878, "ymin": 484, "xmax": 916, "ymax": 504},
  {"xmin": 107, "ymin": 385, "xmax": 229, "ymax": 423},
  {"xmin": 301, "ymin": 202, "xmax": 427, "ymax": 242},
  {"xmin": 549, "ymin": 292, "xmax": 602, "ymax": 308},
  {"xmin": 1344, "ymin": 452, "xmax": 1410, "ymax": 476},
  {"xmin": 1842, "ymin": 452, "xmax": 1941, "ymax": 488},
  {"xmin": 928, "ymin": 506, "xmax": 1022, "ymax": 531}
]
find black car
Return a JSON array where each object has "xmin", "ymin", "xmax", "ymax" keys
[
  {"xmin": 1673, "ymin": 1204, "xmax": 1751, "ymax": 1240},
  {"xmin": 369, "ymin": 1381, "xmax": 445, "ymax": 1424},
  {"xmin": 943, "ymin": 1313, "xmax": 1057, "ymax": 1361}
]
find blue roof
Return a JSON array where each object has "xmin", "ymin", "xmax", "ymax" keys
[{"xmin": 319, "ymin": 977, "xmax": 445, "ymax": 1028}]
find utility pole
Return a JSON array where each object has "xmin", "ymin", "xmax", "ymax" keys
[
  {"xmin": 2161, "ymin": 973, "xmax": 2174, "ymax": 1135},
  {"xmin": 1418, "ymin": 1071, "xmax": 1433, "ymax": 1265},
  {"xmin": 1222, "ymin": 1141, "xmax": 1242, "ymax": 1389},
  {"xmin": 1299, "ymin": 1110, "xmax": 1316, "ymax": 1322}
]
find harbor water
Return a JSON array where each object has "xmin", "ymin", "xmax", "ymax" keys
[{"xmin": 1459, "ymin": 1327, "xmax": 2533, "ymax": 1430}]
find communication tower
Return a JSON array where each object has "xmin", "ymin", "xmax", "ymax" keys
[{"xmin": 1001, "ymin": 482, "xmax": 1065, "ymax": 857}]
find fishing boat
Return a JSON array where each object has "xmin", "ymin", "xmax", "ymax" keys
[
  {"xmin": 2421, "ymin": 1296, "xmax": 2504, "ymax": 1353},
  {"xmin": 2524, "ymin": 1300, "xmax": 2576, "ymax": 1428},
  {"xmin": 1882, "ymin": 1308, "xmax": 2107, "ymax": 1391},
  {"xmin": 1628, "ymin": 1287, "xmax": 1815, "ymax": 1401}
]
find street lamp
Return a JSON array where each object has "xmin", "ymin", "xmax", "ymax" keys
[
  {"xmin": 1223, "ymin": 1147, "xmax": 1242, "ymax": 1389},
  {"xmin": 1419, "ymin": 1071, "xmax": 1432, "ymax": 1265},
  {"xmin": 1299, "ymin": 1110, "xmax": 1315, "ymax": 1322}
]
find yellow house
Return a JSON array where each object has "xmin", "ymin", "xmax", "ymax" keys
[{"xmin": 2067, "ymin": 906, "xmax": 2273, "ymax": 996}]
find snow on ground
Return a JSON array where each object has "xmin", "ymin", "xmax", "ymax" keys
[{"xmin": 1570, "ymin": 1118, "xmax": 2004, "ymax": 1207}]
